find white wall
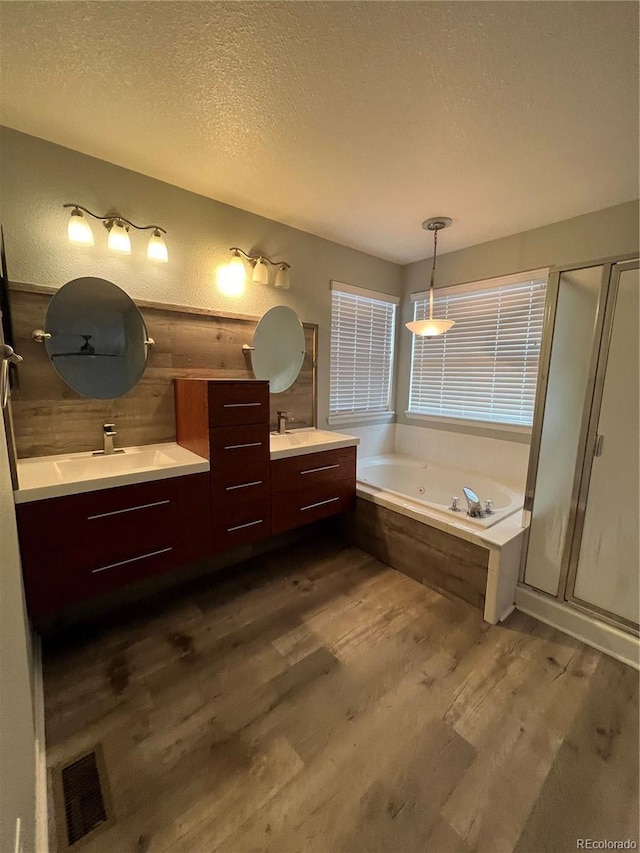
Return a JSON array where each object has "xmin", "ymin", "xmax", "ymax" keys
[
  {"xmin": 0, "ymin": 126, "xmax": 403, "ymax": 430},
  {"xmin": 0, "ymin": 412, "xmax": 35, "ymax": 853}
]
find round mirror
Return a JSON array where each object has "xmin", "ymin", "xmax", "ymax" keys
[
  {"xmin": 43, "ymin": 277, "xmax": 150, "ymax": 399},
  {"xmin": 250, "ymin": 306, "xmax": 305, "ymax": 393}
]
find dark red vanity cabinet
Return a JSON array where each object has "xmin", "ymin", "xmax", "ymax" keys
[
  {"xmin": 271, "ymin": 446, "xmax": 356, "ymax": 534},
  {"xmin": 16, "ymin": 473, "xmax": 211, "ymax": 618},
  {"xmin": 175, "ymin": 379, "xmax": 271, "ymax": 553}
]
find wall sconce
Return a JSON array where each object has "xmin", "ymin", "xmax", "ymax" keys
[
  {"xmin": 229, "ymin": 247, "xmax": 291, "ymax": 289},
  {"xmin": 64, "ymin": 204, "xmax": 168, "ymax": 262}
]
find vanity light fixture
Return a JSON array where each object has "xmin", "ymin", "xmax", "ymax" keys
[
  {"xmin": 405, "ymin": 217, "xmax": 456, "ymax": 337},
  {"xmin": 64, "ymin": 204, "xmax": 168, "ymax": 262},
  {"xmin": 107, "ymin": 219, "xmax": 131, "ymax": 255},
  {"xmin": 228, "ymin": 247, "xmax": 291, "ymax": 289},
  {"xmin": 67, "ymin": 207, "xmax": 95, "ymax": 246}
]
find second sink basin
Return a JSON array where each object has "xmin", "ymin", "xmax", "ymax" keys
[{"xmin": 270, "ymin": 429, "xmax": 359, "ymax": 460}]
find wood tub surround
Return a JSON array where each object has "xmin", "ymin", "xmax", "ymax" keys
[
  {"xmin": 349, "ymin": 498, "xmax": 489, "ymax": 610},
  {"xmin": 8, "ymin": 284, "xmax": 317, "ymax": 458}
]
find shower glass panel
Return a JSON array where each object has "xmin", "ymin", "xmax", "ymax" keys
[
  {"xmin": 569, "ymin": 264, "xmax": 639, "ymax": 627},
  {"xmin": 523, "ymin": 265, "xmax": 604, "ymax": 595}
]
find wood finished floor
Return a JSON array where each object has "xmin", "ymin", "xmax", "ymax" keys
[{"xmin": 43, "ymin": 536, "xmax": 639, "ymax": 853}]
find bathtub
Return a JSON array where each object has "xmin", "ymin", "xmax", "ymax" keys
[
  {"xmin": 357, "ymin": 453, "xmax": 522, "ymax": 530},
  {"xmin": 354, "ymin": 452, "xmax": 526, "ymax": 625}
]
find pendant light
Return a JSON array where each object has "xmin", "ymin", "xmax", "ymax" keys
[{"xmin": 406, "ymin": 217, "xmax": 455, "ymax": 337}]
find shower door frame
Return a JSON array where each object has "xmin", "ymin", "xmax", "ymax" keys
[
  {"xmin": 520, "ymin": 252, "xmax": 639, "ymax": 636},
  {"xmin": 562, "ymin": 259, "xmax": 639, "ymax": 634}
]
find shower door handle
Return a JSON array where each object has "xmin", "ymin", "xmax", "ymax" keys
[
  {"xmin": 0, "ymin": 343, "xmax": 23, "ymax": 409},
  {"xmin": 594, "ymin": 434, "xmax": 604, "ymax": 457}
]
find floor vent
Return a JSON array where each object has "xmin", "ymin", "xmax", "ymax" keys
[{"xmin": 54, "ymin": 745, "xmax": 114, "ymax": 848}]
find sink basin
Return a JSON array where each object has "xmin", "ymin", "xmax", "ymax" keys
[
  {"xmin": 53, "ymin": 448, "xmax": 175, "ymax": 480},
  {"xmin": 270, "ymin": 428, "xmax": 359, "ymax": 460},
  {"xmin": 15, "ymin": 443, "xmax": 209, "ymax": 503}
]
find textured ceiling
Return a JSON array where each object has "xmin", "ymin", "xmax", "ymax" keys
[{"xmin": 0, "ymin": 2, "xmax": 637, "ymax": 263}]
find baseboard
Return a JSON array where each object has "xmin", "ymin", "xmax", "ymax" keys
[
  {"xmin": 515, "ymin": 585, "xmax": 640, "ymax": 671},
  {"xmin": 32, "ymin": 632, "xmax": 49, "ymax": 853}
]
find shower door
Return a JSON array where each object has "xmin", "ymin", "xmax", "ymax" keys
[
  {"xmin": 522, "ymin": 256, "xmax": 639, "ymax": 636},
  {"xmin": 564, "ymin": 261, "xmax": 639, "ymax": 630}
]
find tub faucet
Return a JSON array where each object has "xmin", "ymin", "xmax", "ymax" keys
[
  {"xmin": 276, "ymin": 411, "xmax": 293, "ymax": 435},
  {"xmin": 463, "ymin": 486, "xmax": 484, "ymax": 518},
  {"xmin": 93, "ymin": 423, "xmax": 124, "ymax": 456}
]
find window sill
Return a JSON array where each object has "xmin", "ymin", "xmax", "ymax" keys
[
  {"xmin": 328, "ymin": 411, "xmax": 396, "ymax": 425},
  {"xmin": 404, "ymin": 411, "xmax": 531, "ymax": 442}
]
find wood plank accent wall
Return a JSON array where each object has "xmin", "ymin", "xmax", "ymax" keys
[
  {"xmin": 9, "ymin": 285, "xmax": 317, "ymax": 458},
  {"xmin": 348, "ymin": 497, "xmax": 489, "ymax": 610}
]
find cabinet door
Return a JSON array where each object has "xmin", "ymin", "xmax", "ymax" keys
[
  {"xmin": 18, "ymin": 474, "xmax": 212, "ymax": 617},
  {"xmin": 568, "ymin": 264, "xmax": 639, "ymax": 627}
]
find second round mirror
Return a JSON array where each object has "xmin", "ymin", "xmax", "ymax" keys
[{"xmin": 250, "ymin": 306, "xmax": 305, "ymax": 393}]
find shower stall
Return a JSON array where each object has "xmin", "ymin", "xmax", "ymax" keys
[{"xmin": 520, "ymin": 254, "xmax": 639, "ymax": 654}]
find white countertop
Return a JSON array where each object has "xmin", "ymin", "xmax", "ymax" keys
[
  {"xmin": 270, "ymin": 428, "xmax": 359, "ymax": 460},
  {"xmin": 14, "ymin": 442, "xmax": 210, "ymax": 503}
]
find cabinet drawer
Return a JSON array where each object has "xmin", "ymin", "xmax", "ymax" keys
[
  {"xmin": 272, "ymin": 480, "xmax": 355, "ymax": 535},
  {"xmin": 212, "ymin": 497, "xmax": 271, "ymax": 553},
  {"xmin": 212, "ymin": 467, "xmax": 270, "ymax": 509},
  {"xmin": 208, "ymin": 382, "xmax": 269, "ymax": 427},
  {"xmin": 209, "ymin": 424, "xmax": 270, "ymax": 469},
  {"xmin": 271, "ymin": 446, "xmax": 356, "ymax": 493},
  {"xmin": 17, "ymin": 474, "xmax": 211, "ymax": 618}
]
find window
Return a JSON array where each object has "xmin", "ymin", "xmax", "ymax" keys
[
  {"xmin": 408, "ymin": 270, "xmax": 547, "ymax": 427},
  {"xmin": 330, "ymin": 281, "xmax": 398, "ymax": 418}
]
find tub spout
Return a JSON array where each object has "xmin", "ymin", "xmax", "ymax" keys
[{"xmin": 463, "ymin": 486, "xmax": 484, "ymax": 518}]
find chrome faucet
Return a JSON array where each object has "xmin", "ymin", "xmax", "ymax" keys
[
  {"xmin": 276, "ymin": 411, "xmax": 293, "ymax": 435},
  {"xmin": 463, "ymin": 486, "xmax": 484, "ymax": 518},
  {"xmin": 93, "ymin": 423, "xmax": 124, "ymax": 456}
]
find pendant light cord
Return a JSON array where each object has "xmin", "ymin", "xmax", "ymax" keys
[{"xmin": 429, "ymin": 227, "xmax": 438, "ymax": 320}]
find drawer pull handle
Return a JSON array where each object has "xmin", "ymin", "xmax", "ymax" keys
[
  {"xmin": 300, "ymin": 464, "xmax": 340, "ymax": 475},
  {"xmin": 300, "ymin": 496, "xmax": 340, "ymax": 512},
  {"xmin": 88, "ymin": 499, "xmax": 170, "ymax": 521},
  {"xmin": 92, "ymin": 546, "xmax": 172, "ymax": 574},
  {"xmin": 223, "ymin": 402, "xmax": 262, "ymax": 408},
  {"xmin": 227, "ymin": 519, "xmax": 264, "ymax": 532},
  {"xmin": 223, "ymin": 442, "xmax": 263, "ymax": 450},
  {"xmin": 226, "ymin": 480, "xmax": 263, "ymax": 491}
]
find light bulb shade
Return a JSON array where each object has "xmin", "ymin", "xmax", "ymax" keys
[
  {"xmin": 405, "ymin": 318, "xmax": 455, "ymax": 337},
  {"xmin": 228, "ymin": 253, "xmax": 247, "ymax": 285},
  {"xmin": 67, "ymin": 209, "xmax": 94, "ymax": 246},
  {"xmin": 274, "ymin": 265, "xmax": 290, "ymax": 289},
  {"xmin": 107, "ymin": 221, "xmax": 131, "ymax": 254},
  {"xmin": 252, "ymin": 258, "xmax": 269, "ymax": 285},
  {"xmin": 147, "ymin": 229, "xmax": 168, "ymax": 262}
]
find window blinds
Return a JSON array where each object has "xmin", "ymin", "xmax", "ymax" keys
[
  {"xmin": 330, "ymin": 284, "xmax": 397, "ymax": 415},
  {"xmin": 408, "ymin": 274, "xmax": 547, "ymax": 426}
]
